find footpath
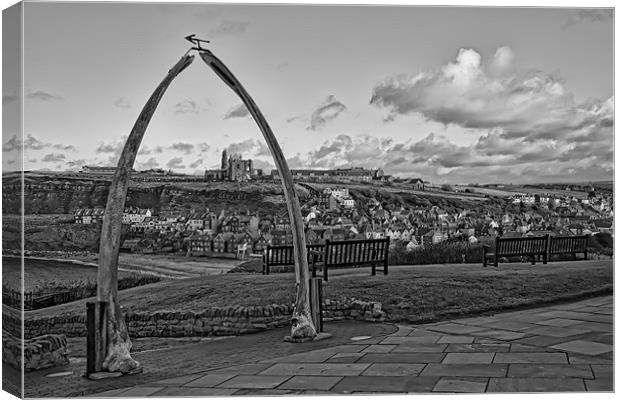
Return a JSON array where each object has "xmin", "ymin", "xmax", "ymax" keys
[{"xmin": 27, "ymin": 294, "xmax": 612, "ymax": 397}]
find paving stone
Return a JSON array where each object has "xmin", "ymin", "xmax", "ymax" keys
[
  {"xmin": 184, "ymin": 373, "xmax": 237, "ymax": 387},
  {"xmin": 277, "ymin": 375, "xmax": 343, "ymax": 391},
  {"xmin": 538, "ymin": 311, "xmax": 611, "ymax": 323},
  {"xmin": 392, "ymin": 325, "xmax": 414, "ymax": 336},
  {"xmin": 585, "ymin": 379, "xmax": 613, "ymax": 392},
  {"xmin": 551, "ymin": 340, "xmax": 613, "ymax": 356},
  {"xmin": 261, "ymin": 352, "xmax": 334, "ymax": 363},
  {"xmin": 150, "ymin": 373, "xmax": 205, "ymax": 386},
  {"xmin": 570, "ymin": 322, "xmax": 613, "ymax": 332},
  {"xmin": 151, "ymin": 387, "xmax": 239, "ymax": 396},
  {"xmin": 427, "ymin": 323, "xmax": 487, "ymax": 335},
  {"xmin": 432, "ymin": 377, "xmax": 488, "ymax": 393},
  {"xmin": 474, "ymin": 320, "xmax": 540, "ymax": 332},
  {"xmin": 407, "ymin": 329, "xmax": 442, "ymax": 337},
  {"xmin": 420, "ymin": 363, "xmax": 508, "ymax": 377},
  {"xmin": 115, "ymin": 387, "xmax": 165, "ymax": 397},
  {"xmin": 326, "ymin": 352, "xmax": 364, "ymax": 363},
  {"xmin": 446, "ymin": 343, "xmax": 509, "ymax": 353},
  {"xmin": 507, "ymin": 364, "xmax": 593, "ymax": 379},
  {"xmin": 474, "ymin": 337, "xmax": 505, "ymax": 344},
  {"xmin": 346, "ymin": 336, "xmax": 384, "ymax": 345},
  {"xmin": 361, "ymin": 363, "xmax": 426, "ymax": 376},
  {"xmin": 358, "ymin": 352, "xmax": 445, "ymax": 364},
  {"xmin": 362, "ymin": 344, "xmax": 396, "ymax": 353},
  {"xmin": 590, "ymin": 364, "xmax": 613, "ymax": 381},
  {"xmin": 493, "ymin": 352, "xmax": 568, "ymax": 364},
  {"xmin": 259, "ymin": 363, "xmax": 371, "ymax": 376},
  {"xmin": 437, "ymin": 335, "xmax": 474, "ymax": 343},
  {"xmin": 568, "ymin": 332, "xmax": 614, "ymax": 345},
  {"xmin": 535, "ymin": 318, "xmax": 585, "ymax": 327},
  {"xmin": 487, "ymin": 378, "xmax": 586, "ymax": 392},
  {"xmin": 391, "ymin": 344, "xmax": 448, "ymax": 353},
  {"xmin": 442, "ymin": 352, "xmax": 495, "ymax": 364},
  {"xmin": 515, "ymin": 335, "xmax": 570, "ymax": 347},
  {"xmin": 567, "ymin": 354, "xmax": 613, "ymax": 364},
  {"xmin": 217, "ymin": 375, "xmax": 292, "ymax": 389},
  {"xmin": 87, "ymin": 388, "xmax": 131, "ymax": 397},
  {"xmin": 332, "ymin": 376, "xmax": 439, "ymax": 393},
  {"xmin": 209, "ymin": 363, "xmax": 272, "ymax": 375},
  {"xmin": 470, "ymin": 329, "xmax": 528, "ymax": 341},
  {"xmin": 510, "ymin": 344, "xmax": 555, "ymax": 352},
  {"xmin": 380, "ymin": 336, "xmax": 440, "ymax": 345},
  {"xmin": 232, "ymin": 388, "xmax": 297, "ymax": 395}
]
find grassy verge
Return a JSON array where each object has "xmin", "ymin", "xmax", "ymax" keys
[{"xmin": 26, "ymin": 260, "xmax": 612, "ymax": 324}]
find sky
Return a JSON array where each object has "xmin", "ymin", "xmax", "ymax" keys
[{"xmin": 1, "ymin": 1, "xmax": 614, "ymax": 184}]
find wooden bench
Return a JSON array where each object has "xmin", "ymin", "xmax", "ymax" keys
[
  {"xmin": 262, "ymin": 244, "xmax": 324, "ymax": 275},
  {"xmin": 309, "ymin": 238, "xmax": 390, "ymax": 281},
  {"xmin": 549, "ymin": 235, "xmax": 589, "ymax": 260},
  {"xmin": 483, "ymin": 235, "xmax": 548, "ymax": 268}
]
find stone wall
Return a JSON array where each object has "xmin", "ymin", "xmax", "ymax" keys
[
  {"xmin": 3, "ymin": 332, "xmax": 69, "ymax": 372},
  {"xmin": 24, "ymin": 298, "xmax": 385, "ymax": 339}
]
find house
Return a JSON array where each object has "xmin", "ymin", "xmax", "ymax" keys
[
  {"xmin": 223, "ymin": 233, "xmax": 237, "ymax": 253},
  {"xmin": 272, "ymin": 229, "xmax": 293, "ymax": 246},
  {"xmin": 187, "ymin": 234, "xmax": 213, "ymax": 256},
  {"xmin": 221, "ymin": 216, "xmax": 240, "ymax": 233},
  {"xmin": 406, "ymin": 238, "xmax": 421, "ymax": 251},
  {"xmin": 212, "ymin": 233, "xmax": 226, "ymax": 253},
  {"xmin": 411, "ymin": 178, "xmax": 425, "ymax": 191},
  {"xmin": 339, "ymin": 196, "xmax": 356, "ymax": 209},
  {"xmin": 253, "ymin": 235, "xmax": 269, "ymax": 253}
]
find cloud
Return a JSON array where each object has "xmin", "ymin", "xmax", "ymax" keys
[
  {"xmin": 3, "ymin": 92, "xmax": 17, "ymax": 104},
  {"xmin": 370, "ymin": 46, "xmax": 612, "ymax": 142},
  {"xmin": 154, "ymin": 146, "xmax": 164, "ymax": 153},
  {"xmin": 138, "ymin": 146, "xmax": 152, "ymax": 155},
  {"xmin": 189, "ymin": 159, "xmax": 204, "ymax": 169},
  {"xmin": 224, "ymin": 104, "xmax": 250, "ymax": 119},
  {"xmin": 41, "ymin": 153, "xmax": 66, "ymax": 162},
  {"xmin": 2, "ymin": 134, "xmax": 51, "ymax": 152},
  {"xmin": 26, "ymin": 90, "xmax": 63, "ymax": 101},
  {"xmin": 208, "ymin": 20, "xmax": 249, "ymax": 37},
  {"xmin": 225, "ymin": 139, "xmax": 269, "ymax": 157},
  {"xmin": 113, "ymin": 97, "xmax": 131, "ymax": 109},
  {"xmin": 562, "ymin": 9, "xmax": 613, "ymax": 29},
  {"xmin": 136, "ymin": 157, "xmax": 159, "ymax": 170},
  {"xmin": 174, "ymin": 100, "xmax": 204, "ymax": 114},
  {"xmin": 65, "ymin": 159, "xmax": 87, "ymax": 169},
  {"xmin": 53, "ymin": 144, "xmax": 76, "ymax": 152},
  {"xmin": 170, "ymin": 142, "xmax": 195, "ymax": 154},
  {"xmin": 308, "ymin": 95, "xmax": 347, "ymax": 130},
  {"xmin": 96, "ymin": 137, "xmax": 126, "ymax": 154},
  {"xmin": 166, "ymin": 157, "xmax": 185, "ymax": 170}
]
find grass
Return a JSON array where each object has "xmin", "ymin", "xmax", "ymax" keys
[
  {"xmin": 2, "ymin": 256, "xmax": 143, "ymax": 289},
  {"xmin": 26, "ymin": 260, "xmax": 612, "ymax": 324}
]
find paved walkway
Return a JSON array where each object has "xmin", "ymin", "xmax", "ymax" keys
[{"xmin": 91, "ymin": 295, "xmax": 613, "ymax": 396}]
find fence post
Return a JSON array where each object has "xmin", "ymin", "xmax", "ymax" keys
[
  {"xmin": 309, "ymin": 277, "xmax": 323, "ymax": 333},
  {"xmin": 86, "ymin": 301, "xmax": 108, "ymax": 377},
  {"xmin": 323, "ymin": 239, "xmax": 330, "ymax": 282},
  {"xmin": 384, "ymin": 237, "xmax": 390, "ymax": 275}
]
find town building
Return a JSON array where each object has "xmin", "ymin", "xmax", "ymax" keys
[{"xmin": 205, "ymin": 150, "xmax": 259, "ymax": 182}]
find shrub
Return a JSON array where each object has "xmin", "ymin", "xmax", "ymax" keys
[
  {"xmin": 2, "ymin": 274, "xmax": 161, "ymax": 310},
  {"xmin": 389, "ymin": 241, "xmax": 484, "ymax": 265}
]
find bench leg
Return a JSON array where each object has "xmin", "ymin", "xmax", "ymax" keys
[
  {"xmin": 531, "ymin": 255, "xmax": 536, "ymax": 265},
  {"xmin": 323, "ymin": 264, "xmax": 328, "ymax": 282},
  {"xmin": 371, "ymin": 263, "xmax": 376, "ymax": 276},
  {"xmin": 384, "ymin": 262, "xmax": 388, "ymax": 275},
  {"xmin": 543, "ymin": 253, "xmax": 548, "ymax": 265},
  {"xmin": 584, "ymin": 250, "xmax": 588, "ymax": 260},
  {"xmin": 494, "ymin": 257, "xmax": 498, "ymax": 268}
]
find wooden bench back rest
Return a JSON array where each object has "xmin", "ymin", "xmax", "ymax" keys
[
  {"xmin": 325, "ymin": 238, "xmax": 390, "ymax": 267},
  {"xmin": 495, "ymin": 236, "xmax": 547, "ymax": 256},
  {"xmin": 265, "ymin": 244, "xmax": 324, "ymax": 266},
  {"xmin": 548, "ymin": 235, "xmax": 589, "ymax": 254}
]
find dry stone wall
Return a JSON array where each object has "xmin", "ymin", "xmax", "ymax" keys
[{"xmin": 24, "ymin": 298, "xmax": 385, "ymax": 339}]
